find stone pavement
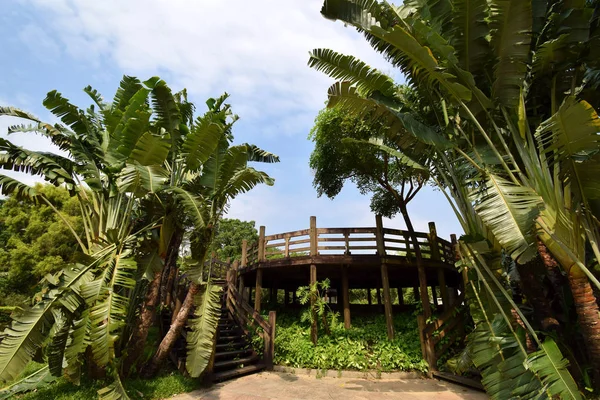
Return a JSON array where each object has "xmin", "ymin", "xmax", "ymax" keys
[{"xmin": 170, "ymin": 371, "xmax": 488, "ymax": 400}]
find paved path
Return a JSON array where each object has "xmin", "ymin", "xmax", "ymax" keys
[{"xmin": 171, "ymin": 371, "xmax": 488, "ymax": 400}]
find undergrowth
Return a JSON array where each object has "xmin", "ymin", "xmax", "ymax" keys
[{"xmin": 268, "ymin": 309, "xmax": 428, "ymax": 372}]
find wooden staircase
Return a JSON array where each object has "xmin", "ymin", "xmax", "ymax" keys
[{"xmin": 211, "ymin": 291, "xmax": 266, "ymax": 382}]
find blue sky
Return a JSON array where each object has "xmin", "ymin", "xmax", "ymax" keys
[{"xmin": 0, "ymin": 0, "xmax": 462, "ymax": 240}]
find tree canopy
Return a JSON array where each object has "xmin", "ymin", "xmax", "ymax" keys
[{"xmin": 209, "ymin": 218, "xmax": 258, "ymax": 262}]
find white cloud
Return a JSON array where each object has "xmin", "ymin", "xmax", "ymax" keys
[{"xmin": 22, "ymin": 0, "xmax": 393, "ymax": 127}]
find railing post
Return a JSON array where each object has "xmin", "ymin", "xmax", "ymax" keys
[
  {"xmin": 309, "ymin": 216, "xmax": 318, "ymax": 345},
  {"xmin": 254, "ymin": 269, "xmax": 263, "ymax": 313},
  {"xmin": 417, "ymin": 315, "xmax": 436, "ymax": 376},
  {"xmin": 342, "ymin": 265, "xmax": 351, "ymax": 329},
  {"xmin": 344, "ymin": 229, "xmax": 350, "ymax": 255},
  {"xmin": 429, "ymin": 222, "xmax": 449, "ymax": 310},
  {"xmin": 403, "ymin": 232, "xmax": 412, "ymax": 258},
  {"xmin": 258, "ymin": 226, "xmax": 266, "ymax": 262},
  {"xmin": 284, "ymin": 236, "xmax": 290, "ymax": 258},
  {"xmin": 264, "ymin": 311, "xmax": 276, "ymax": 370},
  {"xmin": 241, "ymin": 240, "xmax": 248, "ymax": 267},
  {"xmin": 375, "ymin": 214, "xmax": 386, "ymax": 256}
]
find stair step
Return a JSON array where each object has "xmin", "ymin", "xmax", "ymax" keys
[
  {"xmin": 218, "ymin": 334, "xmax": 243, "ymax": 342},
  {"xmin": 215, "ymin": 348, "xmax": 253, "ymax": 359},
  {"xmin": 211, "ymin": 363, "xmax": 266, "ymax": 382},
  {"xmin": 216, "ymin": 341, "xmax": 247, "ymax": 350},
  {"xmin": 213, "ymin": 355, "xmax": 259, "ymax": 369}
]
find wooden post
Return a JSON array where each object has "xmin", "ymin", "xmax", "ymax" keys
[
  {"xmin": 375, "ymin": 213, "xmax": 394, "ymax": 338},
  {"xmin": 310, "ymin": 264, "xmax": 317, "ymax": 344},
  {"xmin": 403, "ymin": 232, "xmax": 412, "ymax": 258},
  {"xmin": 417, "ymin": 315, "xmax": 436, "ymax": 375},
  {"xmin": 241, "ymin": 240, "xmax": 248, "ymax": 267},
  {"xmin": 284, "ymin": 236, "xmax": 290, "ymax": 258},
  {"xmin": 258, "ymin": 226, "xmax": 266, "ymax": 261},
  {"xmin": 254, "ymin": 269, "xmax": 263, "ymax": 312},
  {"xmin": 450, "ymin": 233, "xmax": 459, "ymax": 261},
  {"xmin": 310, "ymin": 216, "xmax": 318, "ymax": 345},
  {"xmin": 437, "ymin": 269, "xmax": 449, "ymax": 311},
  {"xmin": 413, "ymin": 286, "xmax": 420, "ymax": 302},
  {"xmin": 231, "ymin": 259, "xmax": 238, "ymax": 287},
  {"xmin": 342, "ymin": 265, "xmax": 351, "ymax": 329},
  {"xmin": 376, "ymin": 287, "xmax": 382, "ymax": 305},
  {"xmin": 431, "ymin": 287, "xmax": 438, "ymax": 307},
  {"xmin": 397, "ymin": 288, "xmax": 404, "ymax": 305},
  {"xmin": 284, "ymin": 290, "xmax": 290, "ymax": 306},
  {"xmin": 367, "ymin": 288, "xmax": 372, "ymax": 305},
  {"xmin": 264, "ymin": 311, "xmax": 276, "ymax": 370},
  {"xmin": 270, "ymin": 287, "xmax": 277, "ymax": 304},
  {"xmin": 292, "ymin": 288, "xmax": 297, "ymax": 304}
]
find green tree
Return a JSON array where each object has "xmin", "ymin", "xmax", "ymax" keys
[
  {"xmin": 0, "ymin": 184, "xmax": 82, "ymax": 305},
  {"xmin": 309, "ymin": 0, "xmax": 600, "ymax": 396},
  {"xmin": 309, "ymin": 105, "xmax": 433, "ymax": 318},
  {"xmin": 209, "ymin": 218, "xmax": 258, "ymax": 261}
]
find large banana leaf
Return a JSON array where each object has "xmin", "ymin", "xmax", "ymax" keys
[
  {"xmin": 0, "ymin": 174, "xmax": 37, "ymax": 200},
  {"xmin": 0, "ymin": 365, "xmax": 57, "ymax": 400},
  {"xmin": 489, "ymin": 0, "xmax": 532, "ymax": 108},
  {"xmin": 471, "ymin": 174, "xmax": 543, "ymax": 263},
  {"xmin": 186, "ymin": 283, "xmax": 223, "ymax": 377}
]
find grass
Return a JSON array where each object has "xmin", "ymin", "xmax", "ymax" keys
[{"xmin": 12, "ymin": 367, "xmax": 199, "ymax": 400}]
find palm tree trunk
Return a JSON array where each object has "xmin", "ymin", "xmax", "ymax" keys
[
  {"xmin": 399, "ymin": 203, "xmax": 432, "ymax": 319},
  {"xmin": 121, "ymin": 270, "xmax": 162, "ymax": 375},
  {"xmin": 568, "ymin": 266, "xmax": 600, "ymax": 375},
  {"xmin": 142, "ymin": 282, "xmax": 200, "ymax": 378}
]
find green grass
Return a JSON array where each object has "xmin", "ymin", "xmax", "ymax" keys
[
  {"xmin": 8, "ymin": 365, "xmax": 200, "ymax": 400},
  {"xmin": 266, "ymin": 309, "xmax": 428, "ymax": 372}
]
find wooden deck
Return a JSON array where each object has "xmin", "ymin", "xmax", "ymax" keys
[{"xmin": 224, "ymin": 215, "xmax": 466, "ymax": 375}]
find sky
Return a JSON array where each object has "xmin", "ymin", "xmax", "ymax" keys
[{"xmin": 0, "ymin": 0, "xmax": 462, "ymax": 240}]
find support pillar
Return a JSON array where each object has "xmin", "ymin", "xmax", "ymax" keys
[
  {"xmin": 431, "ymin": 287, "xmax": 438, "ymax": 308},
  {"xmin": 254, "ymin": 269, "xmax": 263, "ymax": 312},
  {"xmin": 284, "ymin": 290, "xmax": 290, "ymax": 307},
  {"xmin": 397, "ymin": 288, "xmax": 404, "ymax": 306},
  {"xmin": 342, "ymin": 265, "xmax": 351, "ymax": 329},
  {"xmin": 310, "ymin": 216, "xmax": 318, "ymax": 345},
  {"xmin": 376, "ymin": 215, "xmax": 394, "ymax": 339},
  {"xmin": 270, "ymin": 287, "xmax": 277, "ymax": 304},
  {"xmin": 376, "ymin": 287, "xmax": 382, "ymax": 305},
  {"xmin": 413, "ymin": 286, "xmax": 419, "ymax": 302},
  {"xmin": 367, "ymin": 288, "xmax": 372, "ymax": 305}
]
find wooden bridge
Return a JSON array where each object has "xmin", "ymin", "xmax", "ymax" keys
[{"xmin": 224, "ymin": 215, "xmax": 467, "ymax": 371}]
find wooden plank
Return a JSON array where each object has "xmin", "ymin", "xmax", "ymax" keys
[
  {"xmin": 286, "ymin": 246, "xmax": 310, "ymax": 253},
  {"xmin": 438, "ymin": 269, "xmax": 449, "ymax": 311},
  {"xmin": 288, "ymin": 238, "xmax": 311, "ymax": 246},
  {"xmin": 310, "ymin": 217, "xmax": 317, "ymax": 256},
  {"xmin": 265, "ymin": 311, "xmax": 276, "ymax": 370},
  {"xmin": 265, "ymin": 229, "xmax": 310, "ymax": 241},
  {"xmin": 317, "ymin": 227, "xmax": 377, "ymax": 234},
  {"xmin": 317, "ymin": 245, "xmax": 347, "ymax": 251},
  {"xmin": 347, "ymin": 245, "xmax": 378, "ymax": 250}
]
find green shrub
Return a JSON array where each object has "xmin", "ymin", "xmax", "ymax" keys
[{"xmin": 271, "ymin": 310, "xmax": 427, "ymax": 372}]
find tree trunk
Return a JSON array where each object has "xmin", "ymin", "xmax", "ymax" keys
[
  {"xmin": 142, "ymin": 282, "xmax": 200, "ymax": 378},
  {"xmin": 121, "ymin": 270, "xmax": 162, "ymax": 376},
  {"xmin": 568, "ymin": 266, "xmax": 600, "ymax": 377},
  {"xmin": 399, "ymin": 204, "xmax": 432, "ymax": 318}
]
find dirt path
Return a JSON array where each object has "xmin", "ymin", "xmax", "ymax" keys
[{"xmin": 171, "ymin": 371, "xmax": 487, "ymax": 400}]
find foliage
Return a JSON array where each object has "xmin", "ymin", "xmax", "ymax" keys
[
  {"xmin": 296, "ymin": 279, "xmax": 339, "ymax": 334},
  {"xmin": 4, "ymin": 363, "xmax": 198, "ymax": 400},
  {"xmin": 309, "ymin": 105, "xmax": 428, "ymax": 218},
  {"xmin": 0, "ymin": 184, "xmax": 82, "ymax": 305},
  {"xmin": 185, "ymin": 283, "xmax": 222, "ymax": 377},
  {"xmin": 272, "ymin": 310, "xmax": 427, "ymax": 372},
  {"xmin": 209, "ymin": 218, "xmax": 258, "ymax": 261},
  {"xmin": 310, "ymin": 0, "xmax": 600, "ymax": 396},
  {"xmin": 0, "ymin": 76, "xmax": 278, "ymax": 399}
]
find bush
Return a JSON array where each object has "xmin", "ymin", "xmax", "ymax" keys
[{"xmin": 272, "ymin": 310, "xmax": 427, "ymax": 372}]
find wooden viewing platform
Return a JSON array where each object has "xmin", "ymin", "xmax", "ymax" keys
[{"xmin": 226, "ymin": 216, "xmax": 466, "ymax": 368}]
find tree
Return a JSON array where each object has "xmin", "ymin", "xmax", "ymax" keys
[
  {"xmin": 0, "ymin": 76, "xmax": 278, "ymax": 399},
  {"xmin": 309, "ymin": 105, "xmax": 432, "ymax": 317},
  {"xmin": 0, "ymin": 184, "xmax": 82, "ymax": 305},
  {"xmin": 309, "ymin": 0, "xmax": 600, "ymax": 396},
  {"xmin": 209, "ymin": 218, "xmax": 259, "ymax": 261}
]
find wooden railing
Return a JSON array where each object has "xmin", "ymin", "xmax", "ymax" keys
[
  {"xmin": 418, "ymin": 291, "xmax": 466, "ymax": 372},
  {"xmin": 225, "ymin": 276, "xmax": 275, "ymax": 369},
  {"xmin": 240, "ymin": 216, "xmax": 457, "ymax": 267}
]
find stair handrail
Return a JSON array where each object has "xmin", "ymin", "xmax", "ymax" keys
[{"xmin": 225, "ymin": 280, "xmax": 276, "ymax": 370}]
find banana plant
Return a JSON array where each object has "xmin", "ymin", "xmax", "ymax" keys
[{"xmin": 310, "ymin": 0, "xmax": 600, "ymax": 395}]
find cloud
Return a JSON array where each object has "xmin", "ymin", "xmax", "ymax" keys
[{"xmin": 22, "ymin": 0, "xmax": 393, "ymax": 129}]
